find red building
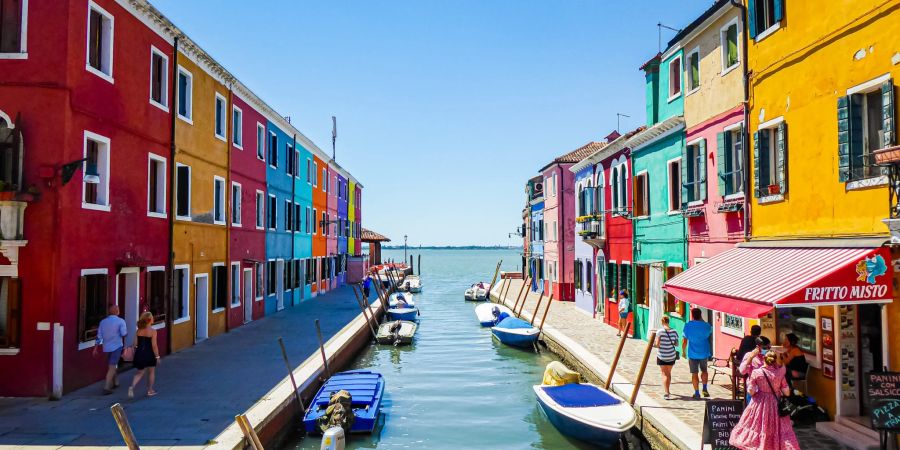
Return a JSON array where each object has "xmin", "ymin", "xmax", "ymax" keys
[{"xmin": 0, "ymin": 0, "xmax": 173, "ymax": 396}]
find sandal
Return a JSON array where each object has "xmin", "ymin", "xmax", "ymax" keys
[{"xmin": 147, "ymin": 390, "xmax": 157, "ymax": 397}]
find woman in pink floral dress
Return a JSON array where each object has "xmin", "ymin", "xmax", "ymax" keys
[{"xmin": 729, "ymin": 352, "xmax": 799, "ymax": 450}]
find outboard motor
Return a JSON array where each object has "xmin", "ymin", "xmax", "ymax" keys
[{"xmin": 320, "ymin": 426, "xmax": 345, "ymax": 450}]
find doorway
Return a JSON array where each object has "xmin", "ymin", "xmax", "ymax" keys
[
  {"xmin": 195, "ymin": 274, "xmax": 209, "ymax": 342},
  {"xmin": 858, "ymin": 303, "xmax": 884, "ymax": 415},
  {"xmin": 648, "ymin": 264, "xmax": 665, "ymax": 334},
  {"xmin": 243, "ymin": 268, "xmax": 253, "ymax": 323},
  {"xmin": 276, "ymin": 259, "xmax": 285, "ymax": 311},
  {"xmin": 596, "ymin": 254, "xmax": 606, "ymax": 318},
  {"xmin": 117, "ymin": 269, "xmax": 140, "ymax": 347}
]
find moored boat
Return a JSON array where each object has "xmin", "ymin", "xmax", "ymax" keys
[
  {"xmin": 388, "ymin": 292, "xmax": 416, "ymax": 308},
  {"xmin": 302, "ymin": 370, "xmax": 386, "ymax": 435},
  {"xmin": 387, "ymin": 307, "xmax": 419, "ymax": 321},
  {"xmin": 474, "ymin": 303, "xmax": 513, "ymax": 327},
  {"xmin": 375, "ymin": 320, "xmax": 417, "ymax": 345},
  {"xmin": 464, "ymin": 282, "xmax": 491, "ymax": 301},
  {"xmin": 533, "ymin": 383, "xmax": 636, "ymax": 446},
  {"xmin": 403, "ymin": 275, "xmax": 422, "ymax": 293},
  {"xmin": 491, "ymin": 316, "xmax": 539, "ymax": 348}
]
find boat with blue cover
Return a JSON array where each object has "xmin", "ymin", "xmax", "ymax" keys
[
  {"xmin": 302, "ymin": 370, "xmax": 385, "ymax": 434},
  {"xmin": 533, "ymin": 383, "xmax": 636, "ymax": 446},
  {"xmin": 387, "ymin": 307, "xmax": 419, "ymax": 321},
  {"xmin": 474, "ymin": 303, "xmax": 513, "ymax": 327},
  {"xmin": 388, "ymin": 292, "xmax": 415, "ymax": 308},
  {"xmin": 491, "ymin": 316, "xmax": 539, "ymax": 348}
]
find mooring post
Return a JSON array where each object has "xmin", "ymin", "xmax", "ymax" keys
[
  {"xmin": 277, "ymin": 337, "xmax": 307, "ymax": 413},
  {"xmin": 488, "ymin": 260, "xmax": 502, "ymax": 294},
  {"xmin": 629, "ymin": 330, "xmax": 658, "ymax": 405},
  {"xmin": 605, "ymin": 322, "xmax": 632, "ymax": 390},
  {"xmin": 409, "ymin": 255, "xmax": 414, "ymax": 274},
  {"xmin": 351, "ymin": 285, "xmax": 378, "ymax": 340},
  {"xmin": 314, "ymin": 319, "xmax": 330, "ymax": 379},
  {"xmin": 515, "ymin": 279, "xmax": 533, "ymax": 317},
  {"xmin": 512, "ymin": 276, "xmax": 530, "ymax": 317},
  {"xmin": 530, "ymin": 292, "xmax": 545, "ymax": 326},
  {"xmin": 418, "ymin": 254, "xmax": 421, "ymax": 275},
  {"xmin": 235, "ymin": 414, "xmax": 265, "ymax": 450},
  {"xmin": 110, "ymin": 403, "xmax": 140, "ymax": 450},
  {"xmin": 537, "ymin": 294, "xmax": 554, "ymax": 335}
]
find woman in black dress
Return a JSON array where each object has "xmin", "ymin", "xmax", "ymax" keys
[{"xmin": 128, "ymin": 312, "xmax": 160, "ymax": 398}]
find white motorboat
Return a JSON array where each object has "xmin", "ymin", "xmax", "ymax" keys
[
  {"xmin": 464, "ymin": 282, "xmax": 491, "ymax": 301},
  {"xmin": 403, "ymin": 275, "xmax": 422, "ymax": 293},
  {"xmin": 388, "ymin": 292, "xmax": 415, "ymax": 308},
  {"xmin": 533, "ymin": 383, "xmax": 636, "ymax": 446},
  {"xmin": 474, "ymin": 302, "xmax": 513, "ymax": 327}
]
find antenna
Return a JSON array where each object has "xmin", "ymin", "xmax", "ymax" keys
[
  {"xmin": 616, "ymin": 113, "xmax": 631, "ymax": 133},
  {"xmin": 331, "ymin": 116, "xmax": 337, "ymax": 161},
  {"xmin": 657, "ymin": 22, "xmax": 681, "ymax": 53}
]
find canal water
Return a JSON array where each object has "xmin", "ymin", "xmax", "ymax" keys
[{"xmin": 286, "ymin": 248, "xmax": 644, "ymax": 449}]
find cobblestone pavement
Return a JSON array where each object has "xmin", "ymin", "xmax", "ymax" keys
[{"xmin": 496, "ymin": 279, "xmax": 846, "ymax": 450}]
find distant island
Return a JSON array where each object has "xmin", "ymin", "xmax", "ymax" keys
[{"xmin": 382, "ymin": 245, "xmax": 518, "ymax": 250}]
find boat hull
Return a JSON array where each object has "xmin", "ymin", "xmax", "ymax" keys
[
  {"xmin": 491, "ymin": 326, "xmax": 539, "ymax": 348},
  {"xmin": 387, "ymin": 308, "xmax": 418, "ymax": 321},
  {"xmin": 375, "ymin": 320, "xmax": 417, "ymax": 345},
  {"xmin": 303, "ymin": 370, "xmax": 385, "ymax": 435},
  {"xmin": 532, "ymin": 384, "xmax": 636, "ymax": 446}
]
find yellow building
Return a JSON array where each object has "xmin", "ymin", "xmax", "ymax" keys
[
  {"xmin": 170, "ymin": 43, "xmax": 232, "ymax": 351},
  {"xmin": 348, "ymin": 180, "xmax": 356, "ymax": 256}
]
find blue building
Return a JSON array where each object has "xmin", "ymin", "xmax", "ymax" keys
[
  {"xmin": 527, "ymin": 176, "xmax": 545, "ymax": 292},
  {"xmin": 265, "ymin": 120, "xmax": 297, "ymax": 314}
]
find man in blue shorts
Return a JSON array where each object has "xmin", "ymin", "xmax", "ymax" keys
[
  {"xmin": 92, "ymin": 304, "xmax": 127, "ymax": 395},
  {"xmin": 681, "ymin": 308, "xmax": 712, "ymax": 399}
]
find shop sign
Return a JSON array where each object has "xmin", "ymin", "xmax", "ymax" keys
[
  {"xmin": 702, "ymin": 400, "xmax": 745, "ymax": 450},
  {"xmin": 866, "ymin": 372, "xmax": 900, "ymax": 430},
  {"xmin": 794, "ymin": 248, "xmax": 891, "ymax": 306}
]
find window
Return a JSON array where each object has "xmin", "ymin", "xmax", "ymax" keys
[
  {"xmin": 322, "ymin": 168, "xmax": 327, "ymax": 192},
  {"xmin": 149, "ymin": 47, "xmax": 168, "ymax": 110},
  {"xmin": 552, "ymin": 220, "xmax": 557, "ymax": 241},
  {"xmin": 266, "ymin": 260, "xmax": 276, "ymax": 295},
  {"xmin": 256, "ymin": 123, "xmax": 265, "ymax": 160},
  {"xmin": 146, "ymin": 269, "xmax": 166, "ymax": 325},
  {"xmin": 294, "ymin": 203, "xmax": 301, "ymax": 233},
  {"xmin": 284, "ymin": 260, "xmax": 292, "ymax": 292},
  {"xmin": 750, "ymin": 0, "xmax": 783, "ymax": 40},
  {"xmin": 668, "ymin": 56, "xmax": 681, "ymax": 100},
  {"xmin": 313, "ymin": 162, "xmax": 318, "ymax": 187},
  {"xmin": 633, "ymin": 172, "xmax": 649, "ymax": 217},
  {"xmin": 269, "ymin": 133, "xmax": 278, "ymax": 168},
  {"xmin": 230, "ymin": 263, "xmax": 240, "ymax": 307},
  {"xmin": 775, "ymin": 306, "xmax": 816, "ymax": 356},
  {"xmin": 78, "ymin": 269, "xmax": 108, "ymax": 344},
  {"xmin": 212, "ymin": 264, "xmax": 227, "ymax": 311},
  {"xmin": 232, "ymin": 106, "xmax": 243, "ymax": 148},
  {"xmin": 307, "ymin": 159, "xmax": 311, "ymax": 183},
  {"xmin": 718, "ymin": 125, "xmax": 744, "ymax": 196},
  {"xmin": 231, "ymin": 182, "xmax": 241, "ymax": 226},
  {"xmin": 839, "ymin": 78, "xmax": 893, "ymax": 182},
  {"xmin": 0, "ymin": 276, "xmax": 20, "ymax": 348},
  {"xmin": 285, "ymin": 199, "xmax": 292, "ymax": 231},
  {"xmin": 255, "ymin": 190, "xmax": 264, "ymax": 229},
  {"xmin": 86, "ymin": 2, "xmax": 113, "ymax": 81},
  {"xmin": 306, "ymin": 207, "xmax": 311, "ymax": 233},
  {"xmin": 574, "ymin": 260, "xmax": 582, "ymax": 291},
  {"xmin": 619, "ymin": 264, "xmax": 632, "ymax": 302},
  {"xmin": 606, "ymin": 262, "xmax": 618, "ymax": 299},
  {"xmin": 177, "ymin": 67, "xmax": 193, "ymax": 121},
  {"xmin": 173, "ymin": 266, "xmax": 189, "ymax": 322},
  {"xmin": 294, "ymin": 149, "xmax": 301, "ymax": 179},
  {"xmin": 147, "ymin": 154, "xmax": 166, "ymax": 217},
  {"xmin": 322, "ymin": 212, "xmax": 328, "ymax": 236},
  {"xmin": 83, "ymin": 131, "xmax": 110, "ymax": 210},
  {"xmin": 214, "ymin": 94, "xmax": 226, "ymax": 140},
  {"xmin": 293, "ymin": 259, "xmax": 301, "ymax": 288},
  {"xmin": 585, "ymin": 261, "xmax": 592, "ymax": 294},
  {"xmin": 754, "ymin": 119, "xmax": 786, "ymax": 197},
  {"xmin": 213, "ymin": 176, "xmax": 225, "ymax": 225},
  {"xmin": 684, "ymin": 140, "xmax": 706, "ymax": 203},
  {"xmin": 665, "ymin": 265, "xmax": 683, "ymax": 315},
  {"xmin": 0, "ymin": 0, "xmax": 25, "ymax": 54},
  {"xmin": 255, "ymin": 262, "xmax": 264, "ymax": 299},
  {"xmin": 722, "ymin": 313, "xmax": 744, "ymax": 337},
  {"xmin": 313, "ymin": 208, "xmax": 318, "ymax": 234},
  {"xmin": 721, "ymin": 20, "xmax": 740, "ymax": 72},
  {"xmin": 667, "ymin": 158, "xmax": 681, "ymax": 212},
  {"xmin": 285, "ymin": 143, "xmax": 294, "ymax": 175},
  {"xmin": 268, "ymin": 194, "xmax": 277, "ymax": 230},
  {"xmin": 687, "ymin": 49, "xmax": 699, "ymax": 92}
]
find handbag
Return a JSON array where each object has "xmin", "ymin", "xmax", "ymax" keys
[
  {"xmin": 763, "ymin": 373, "xmax": 792, "ymax": 417},
  {"xmin": 122, "ymin": 346, "xmax": 135, "ymax": 362},
  {"xmin": 667, "ymin": 331, "xmax": 681, "ymax": 361}
]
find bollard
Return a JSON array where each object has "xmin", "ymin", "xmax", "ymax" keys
[
  {"xmin": 110, "ymin": 403, "xmax": 140, "ymax": 450},
  {"xmin": 278, "ymin": 337, "xmax": 307, "ymax": 413},
  {"xmin": 418, "ymin": 254, "xmax": 421, "ymax": 275},
  {"xmin": 630, "ymin": 330, "xmax": 658, "ymax": 405},
  {"xmin": 315, "ymin": 319, "xmax": 330, "ymax": 379},
  {"xmin": 605, "ymin": 322, "xmax": 632, "ymax": 390},
  {"xmin": 235, "ymin": 414, "xmax": 265, "ymax": 450}
]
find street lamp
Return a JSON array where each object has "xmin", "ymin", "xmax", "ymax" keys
[{"xmin": 43, "ymin": 158, "xmax": 100, "ymax": 186}]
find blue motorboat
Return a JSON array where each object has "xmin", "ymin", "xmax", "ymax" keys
[
  {"xmin": 533, "ymin": 383, "xmax": 636, "ymax": 446},
  {"xmin": 303, "ymin": 370, "xmax": 385, "ymax": 434},
  {"xmin": 491, "ymin": 316, "xmax": 539, "ymax": 348},
  {"xmin": 387, "ymin": 307, "xmax": 418, "ymax": 321}
]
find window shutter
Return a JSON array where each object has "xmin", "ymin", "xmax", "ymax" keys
[
  {"xmin": 681, "ymin": 146, "xmax": 689, "ymax": 206},
  {"xmin": 837, "ymin": 96, "xmax": 851, "ymax": 182},
  {"xmin": 753, "ymin": 131, "xmax": 761, "ymax": 197},
  {"xmin": 717, "ymin": 132, "xmax": 727, "ymax": 197},
  {"xmin": 747, "ymin": 0, "xmax": 758, "ymax": 39},
  {"xmin": 773, "ymin": 0, "xmax": 785, "ymax": 22},
  {"xmin": 699, "ymin": 139, "xmax": 708, "ymax": 201},
  {"xmin": 776, "ymin": 122, "xmax": 788, "ymax": 195},
  {"xmin": 884, "ymin": 79, "xmax": 895, "ymax": 147}
]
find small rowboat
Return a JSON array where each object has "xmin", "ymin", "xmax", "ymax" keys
[
  {"xmin": 491, "ymin": 316, "xmax": 539, "ymax": 348},
  {"xmin": 388, "ymin": 292, "xmax": 415, "ymax": 309},
  {"xmin": 376, "ymin": 320, "xmax": 417, "ymax": 345},
  {"xmin": 474, "ymin": 303, "xmax": 513, "ymax": 327},
  {"xmin": 387, "ymin": 307, "xmax": 418, "ymax": 321},
  {"xmin": 303, "ymin": 370, "xmax": 385, "ymax": 434},
  {"xmin": 464, "ymin": 282, "xmax": 491, "ymax": 301},
  {"xmin": 533, "ymin": 383, "xmax": 636, "ymax": 446}
]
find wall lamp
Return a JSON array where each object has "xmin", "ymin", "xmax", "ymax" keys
[{"xmin": 40, "ymin": 158, "xmax": 100, "ymax": 186}]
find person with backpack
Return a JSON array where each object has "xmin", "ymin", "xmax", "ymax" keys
[{"xmin": 654, "ymin": 315, "xmax": 679, "ymax": 400}]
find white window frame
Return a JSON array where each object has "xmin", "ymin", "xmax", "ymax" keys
[
  {"xmin": 268, "ymin": 194, "xmax": 277, "ymax": 231},
  {"xmin": 255, "ymin": 190, "xmax": 265, "ymax": 230},
  {"xmin": 844, "ymin": 75, "xmax": 892, "ymax": 188},
  {"xmin": 176, "ymin": 65, "xmax": 193, "ymax": 124},
  {"xmin": 720, "ymin": 17, "xmax": 741, "ymax": 76},
  {"xmin": 147, "ymin": 153, "xmax": 166, "ymax": 218},
  {"xmin": 667, "ymin": 56, "xmax": 682, "ymax": 102},
  {"xmin": 723, "ymin": 121, "xmax": 746, "ymax": 198},
  {"xmin": 322, "ymin": 168, "xmax": 328, "ymax": 192},
  {"xmin": 145, "ymin": 266, "xmax": 167, "ymax": 330},
  {"xmin": 175, "ymin": 163, "xmax": 192, "ymax": 221},
  {"xmin": 666, "ymin": 157, "xmax": 682, "ymax": 214},
  {"xmin": 232, "ymin": 105, "xmax": 243, "ymax": 149},
  {"xmin": 256, "ymin": 122, "xmax": 265, "ymax": 161},
  {"xmin": 294, "ymin": 149, "xmax": 301, "ymax": 180},
  {"xmin": 85, "ymin": 1, "xmax": 114, "ymax": 83},
  {"xmin": 172, "ymin": 264, "xmax": 191, "ymax": 324},
  {"xmin": 148, "ymin": 45, "xmax": 168, "ymax": 112},
  {"xmin": 313, "ymin": 162, "xmax": 318, "ymax": 187},
  {"xmin": 754, "ymin": 0, "xmax": 782, "ymax": 42},
  {"xmin": 214, "ymin": 93, "xmax": 227, "ymax": 142},
  {"xmin": 254, "ymin": 262, "xmax": 264, "ymax": 301},
  {"xmin": 313, "ymin": 208, "xmax": 318, "ymax": 234},
  {"xmin": 82, "ymin": 130, "xmax": 111, "ymax": 212},
  {"xmin": 231, "ymin": 181, "xmax": 242, "ymax": 227},
  {"xmin": 212, "ymin": 176, "xmax": 226, "ymax": 225},
  {"xmin": 268, "ymin": 131, "xmax": 278, "ymax": 169},
  {"xmin": 685, "ymin": 47, "xmax": 700, "ymax": 95},
  {"xmin": 757, "ymin": 116, "xmax": 785, "ymax": 203},
  {"xmin": 230, "ymin": 261, "xmax": 241, "ymax": 308},
  {"xmin": 0, "ymin": 0, "xmax": 28, "ymax": 59},
  {"xmin": 306, "ymin": 207, "xmax": 311, "ymax": 234},
  {"xmin": 307, "ymin": 158, "xmax": 312, "ymax": 184},
  {"xmin": 721, "ymin": 312, "xmax": 745, "ymax": 337},
  {"xmin": 76, "ymin": 268, "xmax": 109, "ymax": 349}
]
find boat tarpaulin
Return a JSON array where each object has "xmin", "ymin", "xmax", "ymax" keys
[{"xmin": 663, "ymin": 246, "xmax": 892, "ymax": 318}]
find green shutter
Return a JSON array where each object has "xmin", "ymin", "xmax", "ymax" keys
[
  {"xmin": 753, "ymin": 130, "xmax": 761, "ymax": 197},
  {"xmin": 884, "ymin": 79, "xmax": 895, "ymax": 147},
  {"xmin": 607, "ymin": 262, "xmax": 616, "ymax": 298},
  {"xmin": 838, "ymin": 96, "xmax": 851, "ymax": 182},
  {"xmin": 849, "ymin": 94, "xmax": 865, "ymax": 180},
  {"xmin": 748, "ymin": 0, "xmax": 758, "ymax": 40},
  {"xmin": 681, "ymin": 145, "xmax": 689, "ymax": 206},
  {"xmin": 699, "ymin": 139, "xmax": 707, "ymax": 201},
  {"xmin": 717, "ymin": 132, "xmax": 727, "ymax": 197},
  {"xmin": 776, "ymin": 122, "xmax": 788, "ymax": 195},
  {"xmin": 773, "ymin": 0, "xmax": 785, "ymax": 22}
]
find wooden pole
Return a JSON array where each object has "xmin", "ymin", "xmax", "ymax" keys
[
  {"xmin": 409, "ymin": 255, "xmax": 414, "ymax": 274},
  {"xmin": 350, "ymin": 285, "xmax": 378, "ymax": 340},
  {"xmin": 277, "ymin": 337, "xmax": 307, "ymax": 412},
  {"xmin": 488, "ymin": 260, "xmax": 502, "ymax": 294},
  {"xmin": 515, "ymin": 279, "xmax": 533, "ymax": 317},
  {"xmin": 511, "ymin": 276, "xmax": 530, "ymax": 315},
  {"xmin": 498, "ymin": 276, "xmax": 510, "ymax": 304},
  {"xmin": 605, "ymin": 322, "xmax": 631, "ymax": 389},
  {"xmin": 314, "ymin": 319, "xmax": 330, "ymax": 379},
  {"xmin": 110, "ymin": 403, "xmax": 140, "ymax": 450},
  {"xmin": 235, "ymin": 414, "xmax": 265, "ymax": 450},
  {"xmin": 629, "ymin": 330, "xmax": 658, "ymax": 405},
  {"xmin": 529, "ymin": 292, "xmax": 545, "ymax": 326},
  {"xmin": 537, "ymin": 293, "xmax": 554, "ymax": 334},
  {"xmin": 418, "ymin": 254, "xmax": 421, "ymax": 275}
]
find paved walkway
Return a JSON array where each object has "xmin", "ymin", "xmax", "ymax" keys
[
  {"xmin": 496, "ymin": 279, "xmax": 845, "ymax": 450},
  {"xmin": 0, "ymin": 286, "xmax": 369, "ymax": 448}
]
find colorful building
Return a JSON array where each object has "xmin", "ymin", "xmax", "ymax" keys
[
  {"xmin": 311, "ymin": 154, "xmax": 327, "ymax": 295},
  {"xmin": 571, "ymin": 141, "xmax": 609, "ymax": 315},
  {"xmin": 528, "ymin": 178, "xmax": 545, "ymax": 292}
]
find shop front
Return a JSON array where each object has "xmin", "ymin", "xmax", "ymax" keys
[{"xmin": 663, "ymin": 241, "xmax": 894, "ymax": 422}]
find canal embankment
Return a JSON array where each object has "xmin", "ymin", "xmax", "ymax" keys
[{"xmin": 0, "ymin": 286, "xmax": 380, "ymax": 449}]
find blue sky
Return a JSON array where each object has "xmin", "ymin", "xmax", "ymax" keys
[{"xmin": 152, "ymin": 0, "xmax": 710, "ymax": 246}]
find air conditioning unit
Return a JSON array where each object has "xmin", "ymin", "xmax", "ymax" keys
[{"xmin": 535, "ymin": 183, "xmax": 543, "ymax": 191}]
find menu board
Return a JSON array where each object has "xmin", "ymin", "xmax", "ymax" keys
[
  {"xmin": 821, "ymin": 316, "xmax": 835, "ymax": 380},
  {"xmin": 702, "ymin": 400, "xmax": 745, "ymax": 450},
  {"xmin": 839, "ymin": 305, "xmax": 858, "ymax": 401},
  {"xmin": 866, "ymin": 372, "xmax": 900, "ymax": 430}
]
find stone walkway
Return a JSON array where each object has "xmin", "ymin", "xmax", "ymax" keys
[
  {"xmin": 495, "ymin": 279, "xmax": 846, "ymax": 450},
  {"xmin": 0, "ymin": 286, "xmax": 369, "ymax": 448}
]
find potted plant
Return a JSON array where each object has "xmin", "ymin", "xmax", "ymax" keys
[{"xmin": 768, "ymin": 184, "xmax": 780, "ymax": 195}]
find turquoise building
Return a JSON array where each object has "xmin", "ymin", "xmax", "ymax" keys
[{"xmin": 294, "ymin": 138, "xmax": 315, "ymax": 301}]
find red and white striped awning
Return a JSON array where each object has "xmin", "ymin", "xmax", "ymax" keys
[{"xmin": 663, "ymin": 246, "xmax": 893, "ymax": 318}]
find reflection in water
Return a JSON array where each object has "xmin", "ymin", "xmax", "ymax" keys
[{"xmin": 284, "ymin": 249, "xmax": 644, "ymax": 450}]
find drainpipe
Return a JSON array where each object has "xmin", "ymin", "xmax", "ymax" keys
[
  {"xmin": 731, "ymin": 0, "xmax": 752, "ymax": 241},
  {"xmin": 166, "ymin": 36, "xmax": 179, "ymax": 354},
  {"xmin": 225, "ymin": 82, "xmax": 234, "ymax": 332}
]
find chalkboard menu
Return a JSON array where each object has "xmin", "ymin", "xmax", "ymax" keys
[
  {"xmin": 866, "ymin": 372, "xmax": 900, "ymax": 430},
  {"xmin": 703, "ymin": 400, "xmax": 745, "ymax": 449}
]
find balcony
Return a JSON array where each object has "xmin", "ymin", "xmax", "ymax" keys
[
  {"xmin": 576, "ymin": 214, "xmax": 605, "ymax": 248},
  {"xmin": 875, "ymin": 145, "xmax": 900, "ymax": 243}
]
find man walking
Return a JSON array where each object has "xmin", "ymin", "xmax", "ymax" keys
[
  {"xmin": 682, "ymin": 308, "xmax": 712, "ymax": 399},
  {"xmin": 92, "ymin": 304, "xmax": 127, "ymax": 394}
]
